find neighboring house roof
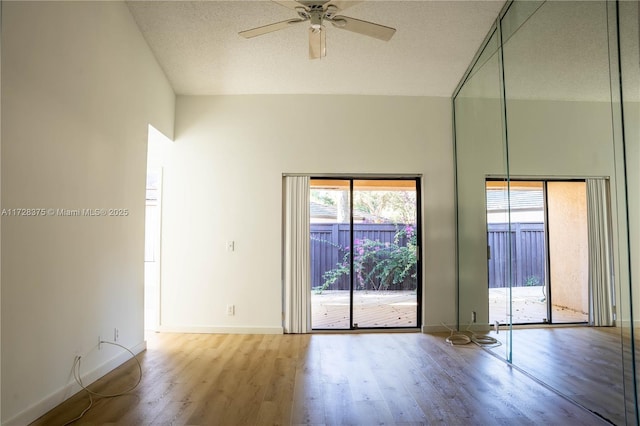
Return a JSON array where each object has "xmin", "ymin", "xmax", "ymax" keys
[
  {"xmin": 486, "ymin": 189, "xmax": 544, "ymax": 211},
  {"xmin": 310, "ymin": 201, "xmax": 391, "ymax": 223},
  {"xmin": 310, "ymin": 202, "xmax": 337, "ymax": 219}
]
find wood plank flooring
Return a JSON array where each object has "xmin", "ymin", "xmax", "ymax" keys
[
  {"xmin": 487, "ymin": 327, "xmax": 632, "ymax": 425},
  {"xmin": 31, "ymin": 332, "xmax": 608, "ymax": 426}
]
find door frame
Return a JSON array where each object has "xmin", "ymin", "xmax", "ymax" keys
[
  {"xmin": 310, "ymin": 175, "xmax": 423, "ymax": 330},
  {"xmin": 144, "ymin": 167, "xmax": 163, "ymax": 331},
  {"xmin": 486, "ymin": 176, "xmax": 591, "ymax": 326}
]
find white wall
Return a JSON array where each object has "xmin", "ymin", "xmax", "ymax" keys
[
  {"xmin": 628, "ymin": 102, "xmax": 640, "ymax": 320},
  {"xmin": 1, "ymin": 2, "xmax": 174, "ymax": 423},
  {"xmin": 454, "ymin": 93, "xmax": 504, "ymax": 328},
  {"xmin": 0, "ymin": 1, "xmax": 4, "ymax": 420},
  {"xmin": 159, "ymin": 95, "xmax": 455, "ymax": 333}
]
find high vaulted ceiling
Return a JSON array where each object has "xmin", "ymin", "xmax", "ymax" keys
[{"xmin": 126, "ymin": 0, "xmax": 505, "ymax": 97}]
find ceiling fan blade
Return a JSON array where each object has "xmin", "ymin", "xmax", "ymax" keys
[
  {"xmin": 239, "ymin": 19, "xmax": 305, "ymax": 39},
  {"xmin": 309, "ymin": 27, "xmax": 326, "ymax": 60},
  {"xmin": 331, "ymin": 15, "xmax": 396, "ymax": 41}
]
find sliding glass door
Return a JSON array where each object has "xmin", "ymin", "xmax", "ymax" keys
[
  {"xmin": 309, "ymin": 179, "xmax": 351, "ymax": 329},
  {"xmin": 310, "ymin": 178, "xmax": 421, "ymax": 330},
  {"xmin": 487, "ymin": 180, "xmax": 590, "ymax": 326}
]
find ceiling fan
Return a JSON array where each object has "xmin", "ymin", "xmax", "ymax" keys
[{"xmin": 239, "ymin": 1, "xmax": 396, "ymax": 59}]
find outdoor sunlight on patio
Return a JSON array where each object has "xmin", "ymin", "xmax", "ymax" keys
[
  {"xmin": 312, "ymin": 290, "xmax": 418, "ymax": 329},
  {"xmin": 489, "ymin": 286, "xmax": 588, "ymax": 325}
]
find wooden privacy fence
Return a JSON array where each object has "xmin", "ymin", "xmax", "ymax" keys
[
  {"xmin": 310, "ymin": 223, "xmax": 410, "ymax": 291},
  {"xmin": 311, "ymin": 222, "xmax": 545, "ymax": 290},
  {"xmin": 487, "ymin": 223, "xmax": 545, "ymax": 288}
]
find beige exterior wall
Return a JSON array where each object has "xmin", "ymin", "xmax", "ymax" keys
[{"xmin": 548, "ymin": 181, "xmax": 589, "ymax": 314}]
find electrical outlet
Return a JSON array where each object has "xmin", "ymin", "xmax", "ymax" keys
[
  {"xmin": 471, "ymin": 311, "xmax": 477, "ymax": 323},
  {"xmin": 114, "ymin": 328, "xmax": 119, "ymax": 342},
  {"xmin": 227, "ymin": 304, "xmax": 235, "ymax": 316},
  {"xmin": 98, "ymin": 336, "xmax": 102, "ymax": 350}
]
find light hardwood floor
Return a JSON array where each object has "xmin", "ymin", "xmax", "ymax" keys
[
  {"xmin": 31, "ymin": 332, "xmax": 608, "ymax": 425},
  {"xmin": 488, "ymin": 327, "xmax": 632, "ymax": 425}
]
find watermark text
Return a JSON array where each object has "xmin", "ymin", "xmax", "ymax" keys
[{"xmin": 1, "ymin": 208, "xmax": 130, "ymax": 217}]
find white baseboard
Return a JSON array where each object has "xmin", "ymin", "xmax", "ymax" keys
[
  {"xmin": 422, "ymin": 324, "xmax": 455, "ymax": 333},
  {"xmin": 422, "ymin": 324, "xmax": 492, "ymax": 333},
  {"xmin": 4, "ymin": 340, "xmax": 146, "ymax": 426},
  {"xmin": 610, "ymin": 319, "xmax": 640, "ymax": 330},
  {"xmin": 157, "ymin": 325, "xmax": 284, "ymax": 334}
]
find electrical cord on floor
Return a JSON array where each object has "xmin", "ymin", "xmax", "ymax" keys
[
  {"xmin": 466, "ymin": 322, "xmax": 501, "ymax": 348},
  {"xmin": 442, "ymin": 322, "xmax": 471, "ymax": 345},
  {"xmin": 441, "ymin": 322, "xmax": 502, "ymax": 348},
  {"xmin": 63, "ymin": 340, "xmax": 143, "ymax": 425}
]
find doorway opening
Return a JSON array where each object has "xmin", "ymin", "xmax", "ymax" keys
[
  {"xmin": 144, "ymin": 125, "xmax": 172, "ymax": 332},
  {"xmin": 144, "ymin": 168, "xmax": 162, "ymax": 331},
  {"xmin": 310, "ymin": 178, "xmax": 421, "ymax": 330},
  {"xmin": 487, "ymin": 179, "xmax": 589, "ymax": 325}
]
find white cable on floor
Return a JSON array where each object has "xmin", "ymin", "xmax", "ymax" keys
[
  {"xmin": 442, "ymin": 322, "xmax": 471, "ymax": 345},
  {"xmin": 63, "ymin": 357, "xmax": 94, "ymax": 426},
  {"xmin": 441, "ymin": 322, "xmax": 502, "ymax": 347},
  {"xmin": 466, "ymin": 323, "xmax": 501, "ymax": 347},
  {"xmin": 63, "ymin": 340, "xmax": 143, "ymax": 425}
]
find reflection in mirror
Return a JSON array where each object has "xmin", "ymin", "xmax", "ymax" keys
[
  {"xmin": 499, "ymin": 1, "xmax": 543, "ymax": 44},
  {"xmin": 454, "ymin": 0, "xmax": 640, "ymax": 423},
  {"xmin": 619, "ymin": 0, "xmax": 640, "ymax": 423},
  {"xmin": 497, "ymin": 1, "xmax": 632, "ymax": 424},
  {"xmin": 454, "ymin": 28, "xmax": 512, "ymax": 361}
]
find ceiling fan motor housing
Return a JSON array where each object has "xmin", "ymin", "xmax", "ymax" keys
[
  {"xmin": 309, "ymin": 4, "xmax": 324, "ymax": 29},
  {"xmin": 310, "ymin": 11, "xmax": 323, "ymax": 29}
]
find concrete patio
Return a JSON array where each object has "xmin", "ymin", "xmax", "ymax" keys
[{"xmin": 311, "ymin": 286, "xmax": 587, "ymax": 329}]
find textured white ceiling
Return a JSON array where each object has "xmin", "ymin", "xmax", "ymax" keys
[
  {"xmin": 126, "ymin": 0, "xmax": 505, "ymax": 96},
  {"xmin": 500, "ymin": 1, "xmax": 617, "ymax": 102}
]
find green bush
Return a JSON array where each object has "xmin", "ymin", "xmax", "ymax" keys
[
  {"xmin": 524, "ymin": 275, "xmax": 541, "ymax": 286},
  {"xmin": 315, "ymin": 225, "xmax": 418, "ymax": 293}
]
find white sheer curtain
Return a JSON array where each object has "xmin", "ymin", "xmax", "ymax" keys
[
  {"xmin": 587, "ymin": 178, "xmax": 614, "ymax": 326},
  {"xmin": 283, "ymin": 176, "xmax": 311, "ymax": 333}
]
